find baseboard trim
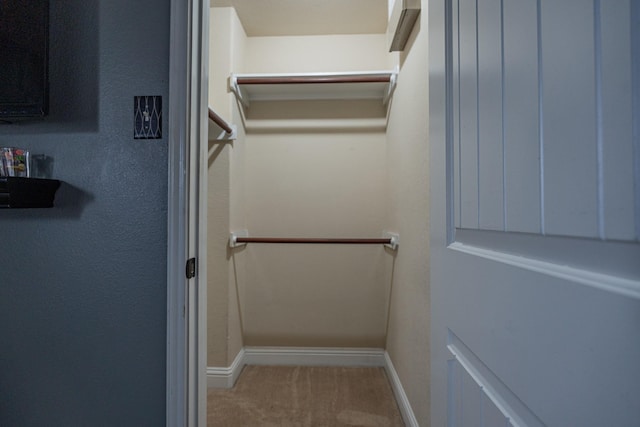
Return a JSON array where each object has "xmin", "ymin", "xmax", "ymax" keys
[
  {"xmin": 243, "ymin": 346, "xmax": 386, "ymax": 367},
  {"xmin": 207, "ymin": 348, "xmax": 246, "ymax": 389},
  {"xmin": 384, "ymin": 352, "xmax": 419, "ymax": 427},
  {"xmin": 206, "ymin": 344, "xmax": 421, "ymax": 427}
]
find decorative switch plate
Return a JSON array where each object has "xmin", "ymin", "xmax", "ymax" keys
[{"xmin": 134, "ymin": 96, "xmax": 162, "ymax": 139}]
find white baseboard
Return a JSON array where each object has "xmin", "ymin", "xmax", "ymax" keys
[
  {"xmin": 206, "ymin": 345, "xmax": 421, "ymax": 427},
  {"xmin": 384, "ymin": 352, "xmax": 419, "ymax": 427},
  {"xmin": 243, "ymin": 346, "xmax": 386, "ymax": 367},
  {"xmin": 207, "ymin": 348, "xmax": 246, "ymax": 389}
]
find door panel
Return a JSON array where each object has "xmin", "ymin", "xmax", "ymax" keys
[
  {"xmin": 502, "ymin": 0, "xmax": 541, "ymax": 235},
  {"xmin": 477, "ymin": 0, "xmax": 504, "ymax": 231},
  {"xmin": 451, "ymin": 0, "xmax": 638, "ymax": 242},
  {"xmin": 601, "ymin": 1, "xmax": 635, "ymax": 241},
  {"xmin": 459, "ymin": 0, "xmax": 480, "ymax": 229},
  {"xmin": 430, "ymin": 1, "xmax": 640, "ymax": 426},
  {"xmin": 541, "ymin": 0, "xmax": 599, "ymax": 238}
]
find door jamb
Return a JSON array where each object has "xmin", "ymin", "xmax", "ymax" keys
[{"xmin": 167, "ymin": 0, "xmax": 208, "ymax": 425}]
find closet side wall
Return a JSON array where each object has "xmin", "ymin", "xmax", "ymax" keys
[
  {"xmin": 384, "ymin": 1, "xmax": 431, "ymax": 424},
  {"xmin": 226, "ymin": 7, "xmax": 247, "ymax": 365},
  {"xmin": 207, "ymin": 6, "xmax": 247, "ymax": 367},
  {"xmin": 240, "ymin": 34, "xmax": 393, "ymax": 347}
]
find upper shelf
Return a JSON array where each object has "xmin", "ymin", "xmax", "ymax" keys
[{"xmin": 230, "ymin": 70, "xmax": 398, "ymax": 107}]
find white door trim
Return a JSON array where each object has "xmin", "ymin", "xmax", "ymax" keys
[
  {"xmin": 167, "ymin": 0, "xmax": 208, "ymax": 426},
  {"xmin": 189, "ymin": 0, "xmax": 209, "ymax": 425},
  {"xmin": 166, "ymin": 0, "xmax": 189, "ymax": 424}
]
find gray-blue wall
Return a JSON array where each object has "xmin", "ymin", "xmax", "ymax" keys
[{"xmin": 0, "ymin": 1, "xmax": 169, "ymax": 425}]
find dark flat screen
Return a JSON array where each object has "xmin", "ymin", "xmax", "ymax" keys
[{"xmin": 0, "ymin": 0, "xmax": 49, "ymax": 118}]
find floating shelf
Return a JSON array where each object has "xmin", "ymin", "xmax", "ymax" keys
[
  {"xmin": 0, "ymin": 177, "xmax": 61, "ymax": 208},
  {"xmin": 230, "ymin": 70, "xmax": 398, "ymax": 107}
]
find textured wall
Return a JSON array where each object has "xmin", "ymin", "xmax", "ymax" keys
[
  {"xmin": 244, "ymin": 34, "xmax": 389, "ymax": 73},
  {"xmin": 238, "ymin": 34, "xmax": 392, "ymax": 348},
  {"xmin": 0, "ymin": 1, "xmax": 169, "ymax": 425},
  {"xmin": 226, "ymin": 8, "xmax": 247, "ymax": 363},
  {"xmin": 384, "ymin": 0, "xmax": 431, "ymax": 425},
  {"xmin": 208, "ymin": 7, "xmax": 247, "ymax": 367},
  {"xmin": 208, "ymin": 7, "xmax": 234, "ymax": 368}
]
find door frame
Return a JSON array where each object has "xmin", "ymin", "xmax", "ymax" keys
[
  {"xmin": 167, "ymin": 0, "xmax": 209, "ymax": 425},
  {"xmin": 428, "ymin": 1, "xmax": 450, "ymax": 424}
]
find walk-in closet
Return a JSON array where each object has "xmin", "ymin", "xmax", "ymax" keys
[{"xmin": 206, "ymin": 1, "xmax": 429, "ymax": 425}]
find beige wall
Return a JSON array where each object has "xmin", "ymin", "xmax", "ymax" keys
[
  {"xmin": 245, "ymin": 34, "xmax": 390, "ymax": 73},
  {"xmin": 238, "ymin": 34, "xmax": 393, "ymax": 347},
  {"xmin": 384, "ymin": 1, "xmax": 431, "ymax": 424},
  {"xmin": 241, "ymin": 131, "xmax": 390, "ymax": 347},
  {"xmin": 208, "ymin": 7, "xmax": 247, "ymax": 367},
  {"xmin": 225, "ymin": 4, "xmax": 247, "ymax": 367}
]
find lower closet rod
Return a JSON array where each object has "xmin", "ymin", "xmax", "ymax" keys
[
  {"xmin": 235, "ymin": 237, "xmax": 392, "ymax": 245},
  {"xmin": 208, "ymin": 107, "xmax": 233, "ymax": 134}
]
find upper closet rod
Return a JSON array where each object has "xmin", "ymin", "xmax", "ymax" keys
[{"xmin": 235, "ymin": 75, "xmax": 392, "ymax": 85}]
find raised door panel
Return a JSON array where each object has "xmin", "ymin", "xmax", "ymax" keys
[
  {"xmin": 459, "ymin": 0, "xmax": 480, "ymax": 229},
  {"xmin": 541, "ymin": 0, "xmax": 599, "ymax": 238},
  {"xmin": 600, "ymin": 0, "xmax": 636, "ymax": 241},
  {"xmin": 453, "ymin": 0, "xmax": 638, "ymax": 243},
  {"xmin": 502, "ymin": 0, "xmax": 541, "ymax": 234},
  {"xmin": 477, "ymin": 0, "xmax": 505, "ymax": 231}
]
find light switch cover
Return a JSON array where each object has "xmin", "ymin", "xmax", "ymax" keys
[{"xmin": 134, "ymin": 96, "xmax": 162, "ymax": 139}]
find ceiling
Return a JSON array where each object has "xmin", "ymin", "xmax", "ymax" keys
[{"xmin": 210, "ymin": 0, "xmax": 388, "ymax": 37}]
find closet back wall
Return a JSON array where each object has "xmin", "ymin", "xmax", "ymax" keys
[
  {"xmin": 243, "ymin": 131, "xmax": 389, "ymax": 347},
  {"xmin": 230, "ymin": 30, "xmax": 393, "ymax": 348}
]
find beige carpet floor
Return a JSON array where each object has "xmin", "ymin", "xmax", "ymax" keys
[{"xmin": 207, "ymin": 365, "xmax": 405, "ymax": 426}]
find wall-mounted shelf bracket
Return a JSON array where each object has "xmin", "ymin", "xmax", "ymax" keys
[
  {"xmin": 230, "ymin": 75, "xmax": 250, "ymax": 108},
  {"xmin": 208, "ymin": 107, "xmax": 237, "ymax": 140},
  {"xmin": 214, "ymin": 124, "xmax": 237, "ymax": 141},
  {"xmin": 383, "ymin": 70, "xmax": 398, "ymax": 105},
  {"xmin": 383, "ymin": 231, "xmax": 400, "ymax": 251},
  {"xmin": 229, "ymin": 229, "xmax": 249, "ymax": 248}
]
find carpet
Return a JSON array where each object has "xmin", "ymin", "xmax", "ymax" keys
[{"xmin": 207, "ymin": 365, "xmax": 405, "ymax": 426}]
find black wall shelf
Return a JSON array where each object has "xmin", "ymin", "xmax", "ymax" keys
[{"xmin": 0, "ymin": 177, "xmax": 61, "ymax": 208}]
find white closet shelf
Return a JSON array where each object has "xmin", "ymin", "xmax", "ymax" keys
[{"xmin": 230, "ymin": 70, "xmax": 398, "ymax": 107}]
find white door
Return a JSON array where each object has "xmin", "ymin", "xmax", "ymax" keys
[{"xmin": 429, "ymin": 1, "xmax": 640, "ymax": 426}]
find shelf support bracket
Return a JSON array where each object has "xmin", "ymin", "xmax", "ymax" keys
[
  {"xmin": 214, "ymin": 124, "xmax": 237, "ymax": 141},
  {"xmin": 383, "ymin": 69, "xmax": 399, "ymax": 105},
  {"xmin": 229, "ymin": 229, "xmax": 249, "ymax": 248},
  {"xmin": 383, "ymin": 231, "xmax": 400, "ymax": 251},
  {"xmin": 230, "ymin": 74, "xmax": 250, "ymax": 108}
]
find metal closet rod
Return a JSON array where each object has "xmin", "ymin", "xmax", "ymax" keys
[
  {"xmin": 208, "ymin": 107, "xmax": 233, "ymax": 134},
  {"xmin": 235, "ymin": 237, "xmax": 392, "ymax": 244},
  {"xmin": 230, "ymin": 231, "xmax": 400, "ymax": 250},
  {"xmin": 235, "ymin": 75, "xmax": 392, "ymax": 85}
]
